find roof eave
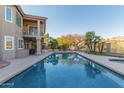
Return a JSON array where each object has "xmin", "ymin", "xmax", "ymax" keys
[
  {"xmin": 15, "ymin": 5, "xmax": 25, "ymax": 16},
  {"xmin": 24, "ymin": 14, "xmax": 48, "ymax": 20}
]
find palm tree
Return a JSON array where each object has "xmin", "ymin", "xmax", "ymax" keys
[
  {"xmin": 92, "ymin": 36, "xmax": 100, "ymax": 53},
  {"xmin": 85, "ymin": 31, "xmax": 105, "ymax": 54},
  {"xmin": 85, "ymin": 31, "xmax": 95, "ymax": 52},
  {"xmin": 97, "ymin": 38, "xmax": 105, "ymax": 54}
]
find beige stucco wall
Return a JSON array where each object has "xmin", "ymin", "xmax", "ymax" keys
[
  {"xmin": 1, "ymin": 5, "xmax": 15, "ymax": 60},
  {"xmin": 13, "ymin": 6, "xmax": 23, "ymax": 51},
  {"xmin": 16, "ymin": 49, "xmax": 29, "ymax": 58},
  {"xmin": 0, "ymin": 5, "xmax": 26, "ymax": 60},
  {"xmin": 0, "ymin": 6, "xmax": 3, "ymax": 59}
]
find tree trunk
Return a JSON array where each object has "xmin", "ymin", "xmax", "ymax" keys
[
  {"xmin": 87, "ymin": 44, "xmax": 91, "ymax": 52},
  {"xmin": 94, "ymin": 43, "xmax": 97, "ymax": 52},
  {"xmin": 100, "ymin": 43, "xmax": 104, "ymax": 53},
  {"xmin": 98, "ymin": 45, "xmax": 101, "ymax": 54},
  {"xmin": 90, "ymin": 44, "xmax": 93, "ymax": 52}
]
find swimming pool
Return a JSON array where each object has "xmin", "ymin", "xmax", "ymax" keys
[{"xmin": 0, "ymin": 53, "xmax": 124, "ymax": 88}]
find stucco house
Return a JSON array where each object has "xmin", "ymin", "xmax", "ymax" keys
[{"xmin": 0, "ymin": 5, "xmax": 47, "ymax": 60}]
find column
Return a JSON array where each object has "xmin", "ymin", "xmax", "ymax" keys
[
  {"xmin": 43, "ymin": 20, "xmax": 46, "ymax": 34},
  {"xmin": 36, "ymin": 36, "xmax": 41, "ymax": 55},
  {"xmin": 37, "ymin": 20, "xmax": 41, "ymax": 36}
]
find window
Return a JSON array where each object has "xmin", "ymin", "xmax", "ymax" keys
[
  {"xmin": 4, "ymin": 36, "xmax": 14, "ymax": 50},
  {"xmin": 5, "ymin": 6, "xmax": 13, "ymax": 23},
  {"xmin": 29, "ymin": 26, "xmax": 37, "ymax": 35},
  {"xmin": 18, "ymin": 38, "xmax": 24, "ymax": 49},
  {"xmin": 16, "ymin": 12, "xmax": 22, "ymax": 27}
]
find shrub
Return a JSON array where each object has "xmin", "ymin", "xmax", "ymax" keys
[{"xmin": 62, "ymin": 43, "xmax": 69, "ymax": 51}]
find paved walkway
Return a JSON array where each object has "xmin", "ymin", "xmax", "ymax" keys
[
  {"xmin": 0, "ymin": 52, "xmax": 53, "ymax": 84},
  {"xmin": 76, "ymin": 51, "xmax": 124, "ymax": 76}
]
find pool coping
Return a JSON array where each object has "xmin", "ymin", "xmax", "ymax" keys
[{"xmin": 0, "ymin": 52, "xmax": 54, "ymax": 85}]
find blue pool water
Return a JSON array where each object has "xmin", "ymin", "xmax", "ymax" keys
[{"xmin": 0, "ymin": 53, "xmax": 124, "ymax": 88}]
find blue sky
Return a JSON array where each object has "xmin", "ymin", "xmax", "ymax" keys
[{"xmin": 21, "ymin": 5, "xmax": 124, "ymax": 38}]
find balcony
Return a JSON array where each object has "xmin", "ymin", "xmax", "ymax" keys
[{"xmin": 23, "ymin": 26, "xmax": 44, "ymax": 38}]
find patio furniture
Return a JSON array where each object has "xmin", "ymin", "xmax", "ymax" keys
[{"xmin": 29, "ymin": 49, "xmax": 36, "ymax": 55}]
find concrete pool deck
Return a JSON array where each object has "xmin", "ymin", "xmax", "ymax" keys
[
  {"xmin": 0, "ymin": 52, "xmax": 53, "ymax": 84},
  {"xmin": 76, "ymin": 51, "xmax": 124, "ymax": 76},
  {"xmin": 0, "ymin": 51, "xmax": 124, "ymax": 84}
]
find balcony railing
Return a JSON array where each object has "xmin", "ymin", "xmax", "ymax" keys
[
  {"xmin": 23, "ymin": 31, "xmax": 37, "ymax": 36},
  {"xmin": 23, "ymin": 31, "xmax": 44, "ymax": 36},
  {"xmin": 23, "ymin": 26, "xmax": 44, "ymax": 37},
  {"xmin": 40, "ymin": 32, "xmax": 44, "ymax": 36}
]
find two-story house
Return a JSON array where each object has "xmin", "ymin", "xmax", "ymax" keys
[{"xmin": 0, "ymin": 5, "xmax": 47, "ymax": 60}]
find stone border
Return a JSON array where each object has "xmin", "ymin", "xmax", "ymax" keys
[{"xmin": 0, "ymin": 52, "xmax": 53, "ymax": 85}]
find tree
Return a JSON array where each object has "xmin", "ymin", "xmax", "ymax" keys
[
  {"xmin": 92, "ymin": 36, "xmax": 100, "ymax": 52},
  {"xmin": 57, "ymin": 34, "xmax": 85, "ymax": 50},
  {"xmin": 44, "ymin": 33, "xmax": 50, "ymax": 48},
  {"xmin": 85, "ymin": 31, "xmax": 105, "ymax": 54},
  {"xmin": 57, "ymin": 36, "xmax": 67, "ymax": 46},
  {"xmin": 97, "ymin": 38, "xmax": 105, "ymax": 54},
  {"xmin": 62, "ymin": 43, "xmax": 69, "ymax": 51},
  {"xmin": 71, "ymin": 34, "xmax": 85, "ymax": 50},
  {"xmin": 85, "ymin": 31, "xmax": 95, "ymax": 52},
  {"xmin": 49, "ymin": 38, "xmax": 58, "ymax": 50}
]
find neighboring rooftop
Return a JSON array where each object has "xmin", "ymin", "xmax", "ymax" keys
[{"xmin": 111, "ymin": 36, "xmax": 124, "ymax": 40}]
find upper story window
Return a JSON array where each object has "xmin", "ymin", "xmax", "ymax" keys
[
  {"xmin": 16, "ymin": 12, "xmax": 22, "ymax": 28},
  {"xmin": 5, "ymin": 6, "xmax": 13, "ymax": 23}
]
